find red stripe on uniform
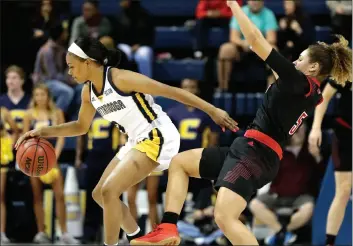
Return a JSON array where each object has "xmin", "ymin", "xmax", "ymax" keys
[
  {"xmin": 336, "ymin": 117, "xmax": 352, "ymax": 129},
  {"xmin": 244, "ymin": 130, "xmax": 283, "ymax": 160}
]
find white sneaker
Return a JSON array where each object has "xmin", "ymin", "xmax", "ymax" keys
[
  {"xmin": 33, "ymin": 232, "xmax": 51, "ymax": 244},
  {"xmin": 1, "ymin": 232, "xmax": 10, "ymax": 244},
  {"xmin": 60, "ymin": 233, "xmax": 80, "ymax": 245}
]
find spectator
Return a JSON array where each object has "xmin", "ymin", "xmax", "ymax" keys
[
  {"xmin": 0, "ymin": 66, "xmax": 31, "ymax": 129},
  {"xmin": 0, "ymin": 107, "xmax": 19, "ymax": 244},
  {"xmin": 32, "ymin": 0, "xmax": 59, "ymax": 45},
  {"xmin": 249, "ymin": 123, "xmax": 323, "ymax": 246},
  {"xmin": 193, "ymin": 0, "xmax": 239, "ymax": 59},
  {"xmin": 33, "ymin": 23, "xmax": 74, "ymax": 113},
  {"xmin": 75, "ymin": 113, "xmax": 121, "ymax": 243},
  {"xmin": 168, "ymin": 79, "xmax": 219, "ymax": 152},
  {"xmin": 117, "ymin": 0, "xmax": 154, "ymax": 78},
  {"xmin": 217, "ymin": 0, "xmax": 278, "ymax": 91},
  {"xmin": 99, "ymin": 36, "xmax": 137, "ymax": 72},
  {"xmin": 70, "ymin": 0, "xmax": 112, "ymax": 45},
  {"xmin": 326, "ymin": 0, "xmax": 352, "ymax": 41},
  {"xmin": 22, "ymin": 84, "xmax": 78, "ymax": 244},
  {"xmin": 277, "ymin": 0, "xmax": 315, "ymax": 61}
]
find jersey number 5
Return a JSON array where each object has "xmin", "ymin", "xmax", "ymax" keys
[{"xmin": 289, "ymin": 112, "xmax": 308, "ymax": 135}]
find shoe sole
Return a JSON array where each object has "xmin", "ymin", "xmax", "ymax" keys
[{"xmin": 130, "ymin": 236, "xmax": 181, "ymax": 245}]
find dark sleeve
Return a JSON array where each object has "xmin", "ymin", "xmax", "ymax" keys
[
  {"xmin": 327, "ymin": 78, "xmax": 341, "ymax": 90},
  {"xmin": 266, "ymin": 49, "xmax": 309, "ymax": 94}
]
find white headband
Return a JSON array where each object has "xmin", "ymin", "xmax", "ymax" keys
[{"xmin": 68, "ymin": 42, "xmax": 96, "ymax": 61}]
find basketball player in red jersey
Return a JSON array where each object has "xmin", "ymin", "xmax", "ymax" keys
[{"xmin": 131, "ymin": 1, "xmax": 352, "ymax": 245}]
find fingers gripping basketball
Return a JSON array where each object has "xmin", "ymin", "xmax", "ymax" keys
[{"xmin": 16, "ymin": 138, "xmax": 56, "ymax": 177}]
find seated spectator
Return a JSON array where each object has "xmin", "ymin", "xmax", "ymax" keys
[
  {"xmin": 22, "ymin": 84, "xmax": 78, "ymax": 244},
  {"xmin": 117, "ymin": 0, "xmax": 154, "ymax": 78},
  {"xmin": 193, "ymin": 0, "xmax": 239, "ymax": 59},
  {"xmin": 249, "ymin": 123, "xmax": 323, "ymax": 246},
  {"xmin": 326, "ymin": 0, "xmax": 352, "ymax": 41},
  {"xmin": 277, "ymin": 0, "xmax": 315, "ymax": 61},
  {"xmin": 0, "ymin": 107, "xmax": 19, "ymax": 244},
  {"xmin": 32, "ymin": 0, "xmax": 59, "ymax": 45},
  {"xmin": 217, "ymin": 0, "xmax": 278, "ymax": 91},
  {"xmin": 70, "ymin": 0, "xmax": 112, "ymax": 45},
  {"xmin": 168, "ymin": 79, "xmax": 219, "ymax": 152},
  {"xmin": 99, "ymin": 36, "xmax": 138, "ymax": 71},
  {"xmin": 33, "ymin": 23, "xmax": 74, "ymax": 113}
]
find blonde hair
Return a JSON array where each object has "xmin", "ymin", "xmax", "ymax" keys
[
  {"xmin": 308, "ymin": 35, "xmax": 352, "ymax": 85},
  {"xmin": 29, "ymin": 83, "xmax": 58, "ymax": 124},
  {"xmin": 5, "ymin": 65, "xmax": 25, "ymax": 80}
]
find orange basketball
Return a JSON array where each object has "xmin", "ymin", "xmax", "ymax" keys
[{"xmin": 16, "ymin": 138, "xmax": 56, "ymax": 177}]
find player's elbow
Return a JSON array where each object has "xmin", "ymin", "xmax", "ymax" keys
[{"xmin": 75, "ymin": 120, "xmax": 90, "ymax": 135}]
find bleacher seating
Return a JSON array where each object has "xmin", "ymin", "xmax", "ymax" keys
[
  {"xmin": 154, "ymin": 59, "xmax": 205, "ymax": 81},
  {"xmin": 154, "ymin": 27, "xmax": 228, "ymax": 49},
  {"xmin": 71, "ymin": 0, "xmax": 329, "ymax": 16}
]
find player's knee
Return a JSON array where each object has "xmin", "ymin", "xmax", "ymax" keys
[
  {"xmin": 214, "ymin": 206, "xmax": 229, "ymax": 232},
  {"xmin": 249, "ymin": 199, "xmax": 266, "ymax": 214},
  {"xmin": 298, "ymin": 202, "xmax": 314, "ymax": 217},
  {"xmin": 101, "ymin": 181, "xmax": 118, "ymax": 201},
  {"xmin": 336, "ymin": 181, "xmax": 352, "ymax": 202},
  {"xmin": 92, "ymin": 186, "xmax": 101, "ymax": 203}
]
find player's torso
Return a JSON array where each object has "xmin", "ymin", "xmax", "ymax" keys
[
  {"xmin": 0, "ymin": 94, "xmax": 30, "ymax": 132},
  {"xmin": 87, "ymin": 114, "xmax": 119, "ymax": 152},
  {"xmin": 253, "ymin": 79, "xmax": 322, "ymax": 146},
  {"xmin": 171, "ymin": 105, "xmax": 209, "ymax": 150},
  {"xmin": 90, "ymin": 67, "xmax": 168, "ymax": 139}
]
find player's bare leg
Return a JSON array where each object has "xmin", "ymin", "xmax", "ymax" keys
[
  {"xmin": 215, "ymin": 187, "xmax": 258, "ymax": 245},
  {"xmin": 92, "ymin": 158, "xmax": 140, "ymax": 235},
  {"xmin": 131, "ymin": 149, "xmax": 204, "ymax": 245},
  {"xmin": 326, "ymin": 172, "xmax": 352, "ymax": 245},
  {"xmin": 101, "ymin": 149, "xmax": 158, "ymax": 245}
]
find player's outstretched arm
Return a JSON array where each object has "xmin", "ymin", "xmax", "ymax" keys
[
  {"xmin": 15, "ymin": 84, "xmax": 96, "ymax": 149},
  {"xmin": 114, "ymin": 69, "xmax": 239, "ymax": 132},
  {"xmin": 308, "ymin": 83, "xmax": 337, "ymax": 147},
  {"xmin": 226, "ymin": 1, "xmax": 272, "ymax": 61}
]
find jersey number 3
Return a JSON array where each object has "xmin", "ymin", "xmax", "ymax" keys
[{"xmin": 289, "ymin": 112, "xmax": 308, "ymax": 135}]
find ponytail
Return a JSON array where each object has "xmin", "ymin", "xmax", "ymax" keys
[
  {"xmin": 308, "ymin": 35, "xmax": 352, "ymax": 86},
  {"xmin": 68, "ymin": 37, "xmax": 122, "ymax": 67}
]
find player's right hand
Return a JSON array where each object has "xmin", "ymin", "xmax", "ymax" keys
[
  {"xmin": 210, "ymin": 107, "xmax": 239, "ymax": 132},
  {"xmin": 15, "ymin": 129, "xmax": 41, "ymax": 150},
  {"xmin": 308, "ymin": 128, "xmax": 322, "ymax": 148}
]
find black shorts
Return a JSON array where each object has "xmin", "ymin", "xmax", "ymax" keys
[
  {"xmin": 199, "ymin": 137, "xmax": 280, "ymax": 202},
  {"xmin": 332, "ymin": 125, "xmax": 352, "ymax": 172}
]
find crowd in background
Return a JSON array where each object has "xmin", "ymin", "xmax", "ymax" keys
[{"xmin": 0, "ymin": 0, "xmax": 351, "ymax": 245}]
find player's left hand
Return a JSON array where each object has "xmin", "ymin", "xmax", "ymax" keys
[{"xmin": 210, "ymin": 107, "xmax": 239, "ymax": 132}]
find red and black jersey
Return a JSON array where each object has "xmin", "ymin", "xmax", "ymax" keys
[
  {"xmin": 328, "ymin": 79, "xmax": 352, "ymax": 129},
  {"xmin": 249, "ymin": 49, "xmax": 323, "ymax": 147}
]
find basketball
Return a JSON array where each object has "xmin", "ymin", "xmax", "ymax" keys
[{"xmin": 16, "ymin": 138, "xmax": 56, "ymax": 177}]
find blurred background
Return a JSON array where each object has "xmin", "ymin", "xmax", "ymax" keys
[{"xmin": 0, "ymin": 0, "xmax": 352, "ymax": 245}]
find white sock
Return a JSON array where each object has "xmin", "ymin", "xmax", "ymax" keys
[
  {"xmin": 104, "ymin": 242, "xmax": 118, "ymax": 246},
  {"xmin": 127, "ymin": 227, "xmax": 141, "ymax": 237}
]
